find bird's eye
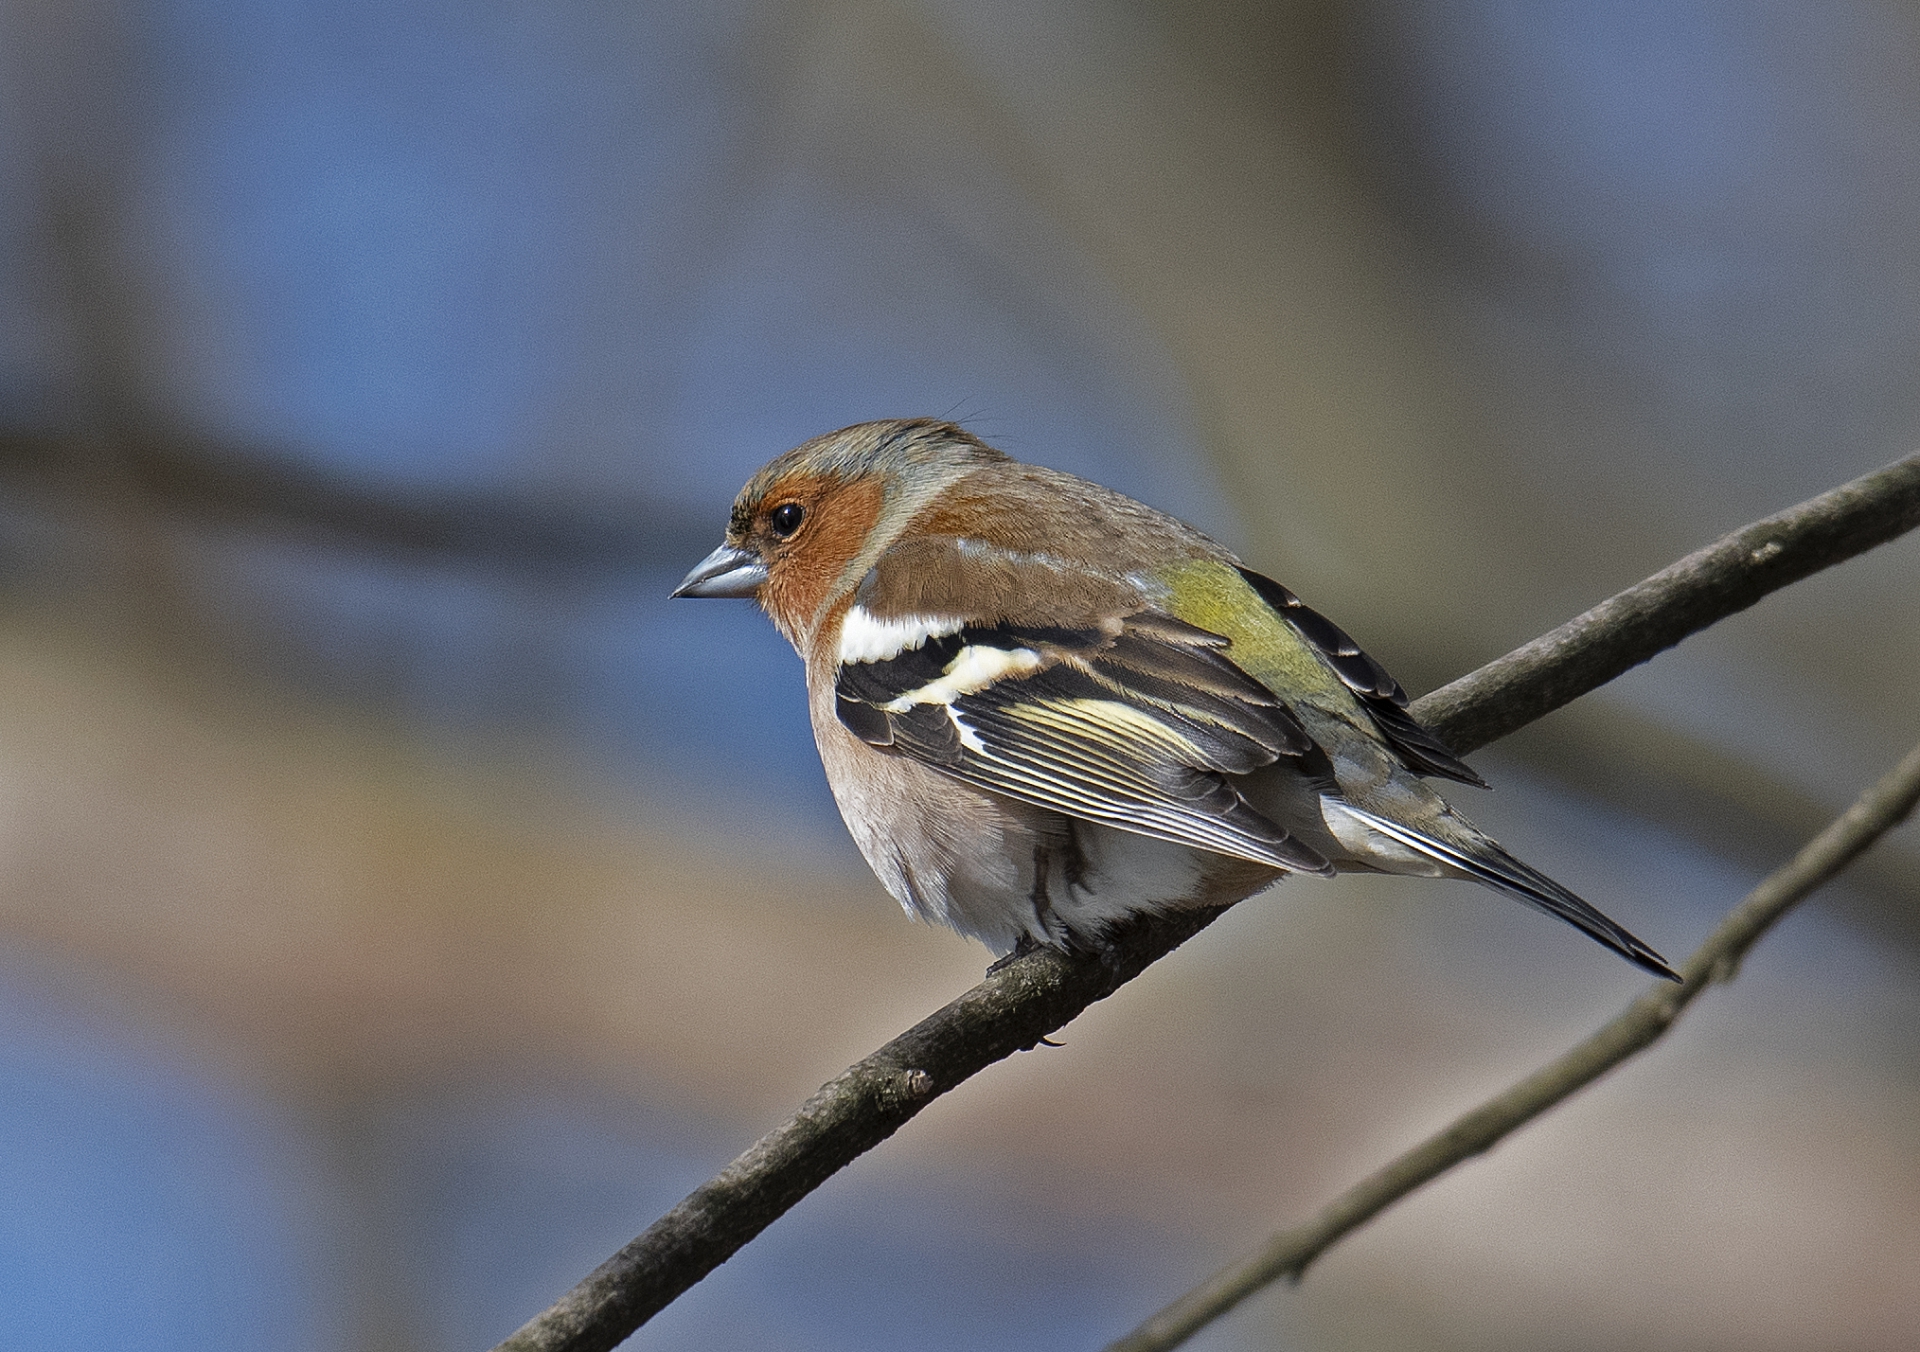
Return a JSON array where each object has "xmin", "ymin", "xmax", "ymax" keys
[{"xmin": 768, "ymin": 502, "xmax": 805, "ymax": 538}]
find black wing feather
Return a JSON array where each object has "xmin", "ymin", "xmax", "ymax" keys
[
  {"xmin": 1235, "ymin": 567, "xmax": 1489, "ymax": 788},
  {"xmin": 835, "ymin": 615, "xmax": 1333, "ymax": 874}
]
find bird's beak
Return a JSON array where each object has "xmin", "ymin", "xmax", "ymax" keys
[{"xmin": 671, "ymin": 542, "xmax": 768, "ymax": 598}]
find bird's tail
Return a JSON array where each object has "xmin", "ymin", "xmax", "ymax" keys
[{"xmin": 1338, "ymin": 802, "xmax": 1681, "ymax": 982}]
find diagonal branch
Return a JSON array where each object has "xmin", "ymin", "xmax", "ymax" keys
[
  {"xmin": 1106, "ymin": 736, "xmax": 1920, "ymax": 1352},
  {"xmin": 1415, "ymin": 453, "xmax": 1920, "ymax": 753},
  {"xmin": 490, "ymin": 451, "xmax": 1920, "ymax": 1352}
]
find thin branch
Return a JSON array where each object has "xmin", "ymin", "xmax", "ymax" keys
[
  {"xmin": 489, "ymin": 452, "xmax": 1920, "ymax": 1352},
  {"xmin": 1106, "ymin": 736, "xmax": 1920, "ymax": 1352},
  {"xmin": 490, "ymin": 905, "xmax": 1232, "ymax": 1352},
  {"xmin": 1417, "ymin": 453, "xmax": 1920, "ymax": 754}
]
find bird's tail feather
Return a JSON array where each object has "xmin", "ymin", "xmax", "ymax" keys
[{"xmin": 1341, "ymin": 804, "xmax": 1681, "ymax": 982}]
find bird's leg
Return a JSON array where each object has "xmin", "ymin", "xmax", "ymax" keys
[{"xmin": 1059, "ymin": 819, "xmax": 1091, "ymax": 896}]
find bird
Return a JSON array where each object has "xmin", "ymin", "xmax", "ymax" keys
[{"xmin": 673, "ymin": 418, "xmax": 1677, "ymax": 981}]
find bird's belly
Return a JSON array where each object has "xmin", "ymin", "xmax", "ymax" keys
[
  {"xmin": 1044, "ymin": 821, "xmax": 1280, "ymax": 943},
  {"xmin": 811, "ymin": 682, "xmax": 1282, "ymax": 953}
]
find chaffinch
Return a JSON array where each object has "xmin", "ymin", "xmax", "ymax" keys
[{"xmin": 675, "ymin": 419, "xmax": 1676, "ymax": 980}]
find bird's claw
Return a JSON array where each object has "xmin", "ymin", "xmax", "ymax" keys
[{"xmin": 986, "ymin": 932, "xmax": 1044, "ymax": 975}]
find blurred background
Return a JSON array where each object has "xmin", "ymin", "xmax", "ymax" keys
[{"xmin": 1, "ymin": 1, "xmax": 1918, "ymax": 1348}]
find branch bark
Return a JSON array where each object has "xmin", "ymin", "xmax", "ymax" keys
[
  {"xmin": 1106, "ymin": 736, "xmax": 1920, "ymax": 1352},
  {"xmin": 1415, "ymin": 453, "xmax": 1920, "ymax": 753},
  {"xmin": 490, "ymin": 451, "xmax": 1920, "ymax": 1352}
]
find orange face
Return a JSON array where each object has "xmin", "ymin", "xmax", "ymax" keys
[{"xmin": 731, "ymin": 471, "xmax": 887, "ymax": 642}]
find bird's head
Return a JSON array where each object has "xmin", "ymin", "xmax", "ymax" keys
[{"xmin": 672, "ymin": 419, "xmax": 1005, "ymax": 648}]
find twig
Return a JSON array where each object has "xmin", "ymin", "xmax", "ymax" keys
[
  {"xmin": 1416, "ymin": 453, "xmax": 1920, "ymax": 754},
  {"xmin": 490, "ymin": 452, "xmax": 1920, "ymax": 1352},
  {"xmin": 1105, "ymin": 737, "xmax": 1920, "ymax": 1352}
]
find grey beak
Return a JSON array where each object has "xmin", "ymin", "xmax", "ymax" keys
[{"xmin": 672, "ymin": 542, "xmax": 768, "ymax": 598}]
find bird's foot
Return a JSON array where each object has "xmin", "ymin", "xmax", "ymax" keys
[{"xmin": 986, "ymin": 932, "xmax": 1044, "ymax": 975}]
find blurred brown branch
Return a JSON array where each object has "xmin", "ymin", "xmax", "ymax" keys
[
  {"xmin": 0, "ymin": 426, "xmax": 712, "ymax": 570},
  {"xmin": 491, "ymin": 451, "xmax": 1920, "ymax": 1352},
  {"xmin": 1107, "ymin": 736, "xmax": 1920, "ymax": 1352},
  {"xmin": 1497, "ymin": 699, "xmax": 1920, "ymax": 944}
]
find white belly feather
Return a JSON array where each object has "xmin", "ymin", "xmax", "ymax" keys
[{"xmin": 809, "ymin": 672, "xmax": 1269, "ymax": 953}]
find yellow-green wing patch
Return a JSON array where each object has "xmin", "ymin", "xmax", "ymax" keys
[{"xmin": 1167, "ymin": 561, "xmax": 1489, "ymax": 789}]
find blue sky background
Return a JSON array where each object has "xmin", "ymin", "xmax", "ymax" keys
[{"xmin": 1, "ymin": 3, "xmax": 1917, "ymax": 1349}]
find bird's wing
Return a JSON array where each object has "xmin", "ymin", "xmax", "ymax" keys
[
  {"xmin": 1234, "ymin": 567, "xmax": 1488, "ymax": 788},
  {"xmin": 834, "ymin": 605, "xmax": 1336, "ymax": 875}
]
